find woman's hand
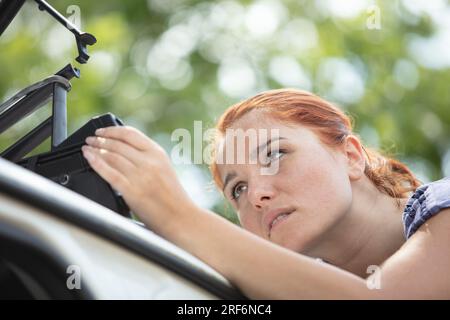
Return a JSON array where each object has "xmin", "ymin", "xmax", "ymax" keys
[{"xmin": 81, "ymin": 126, "xmax": 196, "ymax": 233}]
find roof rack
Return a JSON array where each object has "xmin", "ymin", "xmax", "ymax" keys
[
  {"xmin": 0, "ymin": 0, "xmax": 97, "ymax": 64},
  {"xmin": 0, "ymin": 1, "xmax": 130, "ymax": 217},
  {"xmin": 0, "ymin": 0, "xmax": 96, "ymax": 161}
]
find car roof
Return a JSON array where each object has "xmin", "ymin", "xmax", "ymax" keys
[{"xmin": 0, "ymin": 157, "xmax": 246, "ymax": 299}]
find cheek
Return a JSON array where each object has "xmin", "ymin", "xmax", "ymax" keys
[
  {"xmin": 273, "ymin": 164, "xmax": 353, "ymax": 252},
  {"xmin": 239, "ymin": 211, "xmax": 265, "ymax": 237},
  {"xmin": 287, "ymin": 151, "xmax": 353, "ymax": 218}
]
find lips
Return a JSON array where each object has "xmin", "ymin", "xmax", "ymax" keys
[{"xmin": 263, "ymin": 207, "xmax": 295, "ymax": 236}]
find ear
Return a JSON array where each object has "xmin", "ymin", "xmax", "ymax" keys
[{"xmin": 342, "ymin": 135, "xmax": 366, "ymax": 181}]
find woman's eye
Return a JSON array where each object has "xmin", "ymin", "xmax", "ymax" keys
[
  {"xmin": 231, "ymin": 183, "xmax": 247, "ymax": 200},
  {"xmin": 267, "ymin": 149, "xmax": 285, "ymax": 162}
]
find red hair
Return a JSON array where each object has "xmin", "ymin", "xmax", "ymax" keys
[{"xmin": 209, "ymin": 89, "xmax": 421, "ymax": 205}]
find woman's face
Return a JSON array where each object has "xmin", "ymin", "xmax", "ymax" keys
[{"xmin": 216, "ymin": 110, "xmax": 355, "ymax": 253}]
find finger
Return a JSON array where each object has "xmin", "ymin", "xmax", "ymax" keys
[
  {"xmin": 85, "ymin": 136, "xmax": 143, "ymax": 167},
  {"xmin": 83, "ymin": 144, "xmax": 136, "ymax": 176},
  {"xmin": 95, "ymin": 126, "xmax": 157, "ymax": 152},
  {"xmin": 82, "ymin": 146, "xmax": 134, "ymax": 194}
]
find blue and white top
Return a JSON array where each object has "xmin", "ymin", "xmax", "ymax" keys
[{"xmin": 403, "ymin": 176, "xmax": 450, "ymax": 239}]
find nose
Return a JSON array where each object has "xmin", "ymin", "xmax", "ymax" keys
[{"xmin": 247, "ymin": 183, "xmax": 276, "ymax": 210}]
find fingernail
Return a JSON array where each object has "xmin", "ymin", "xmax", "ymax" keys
[
  {"xmin": 82, "ymin": 147, "xmax": 95, "ymax": 161},
  {"xmin": 85, "ymin": 136, "xmax": 94, "ymax": 144},
  {"xmin": 95, "ymin": 128, "xmax": 104, "ymax": 135}
]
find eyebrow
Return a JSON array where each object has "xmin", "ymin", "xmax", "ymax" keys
[
  {"xmin": 222, "ymin": 172, "xmax": 237, "ymax": 193},
  {"xmin": 221, "ymin": 136, "xmax": 287, "ymax": 192},
  {"xmin": 251, "ymin": 136, "xmax": 286, "ymax": 159}
]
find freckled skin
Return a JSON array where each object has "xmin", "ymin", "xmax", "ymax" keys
[{"xmin": 217, "ymin": 109, "xmax": 354, "ymax": 253}]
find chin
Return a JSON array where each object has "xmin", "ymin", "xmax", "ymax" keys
[{"xmin": 272, "ymin": 230, "xmax": 319, "ymax": 254}]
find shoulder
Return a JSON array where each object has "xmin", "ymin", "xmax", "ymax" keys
[
  {"xmin": 369, "ymin": 179, "xmax": 450, "ymax": 298},
  {"xmin": 403, "ymin": 176, "xmax": 450, "ymax": 239},
  {"xmin": 374, "ymin": 207, "xmax": 450, "ymax": 298}
]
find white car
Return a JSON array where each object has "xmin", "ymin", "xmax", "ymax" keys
[{"xmin": 0, "ymin": 157, "xmax": 246, "ymax": 300}]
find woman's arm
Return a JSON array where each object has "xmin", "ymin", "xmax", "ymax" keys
[
  {"xmin": 169, "ymin": 197, "xmax": 450, "ymax": 300},
  {"xmin": 82, "ymin": 126, "xmax": 450, "ymax": 299},
  {"xmin": 158, "ymin": 201, "xmax": 372, "ymax": 299},
  {"xmin": 371, "ymin": 208, "xmax": 450, "ymax": 299},
  {"xmin": 82, "ymin": 126, "xmax": 370, "ymax": 299}
]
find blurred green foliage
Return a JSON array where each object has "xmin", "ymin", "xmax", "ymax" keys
[{"xmin": 0, "ymin": 0, "xmax": 449, "ymax": 224}]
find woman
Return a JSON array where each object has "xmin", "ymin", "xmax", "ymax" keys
[{"xmin": 81, "ymin": 89, "xmax": 450, "ymax": 299}]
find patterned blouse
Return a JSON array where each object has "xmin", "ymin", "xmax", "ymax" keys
[{"xmin": 403, "ymin": 176, "xmax": 450, "ymax": 239}]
